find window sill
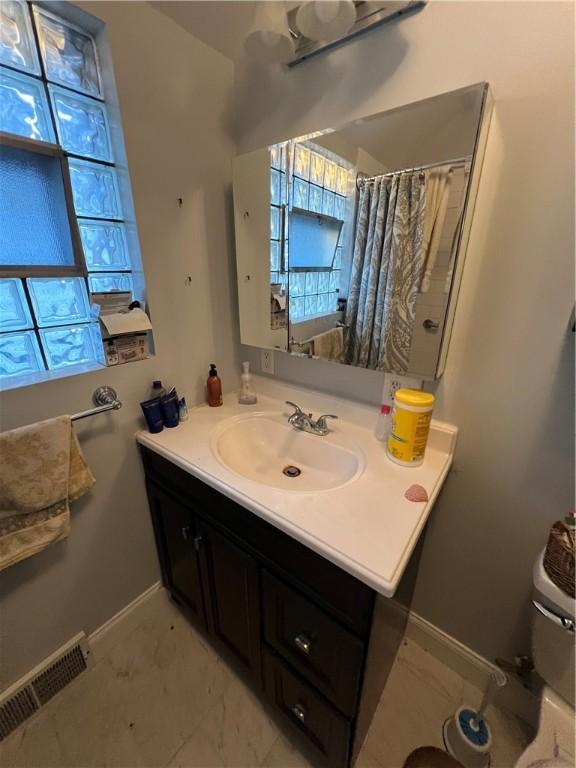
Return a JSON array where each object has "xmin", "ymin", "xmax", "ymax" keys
[
  {"xmin": 291, "ymin": 310, "xmax": 342, "ymax": 325},
  {"xmin": 0, "ymin": 360, "xmax": 107, "ymax": 393}
]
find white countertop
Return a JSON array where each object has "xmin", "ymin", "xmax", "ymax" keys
[{"xmin": 136, "ymin": 377, "xmax": 457, "ymax": 598}]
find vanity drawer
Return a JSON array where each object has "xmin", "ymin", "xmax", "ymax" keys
[
  {"xmin": 263, "ymin": 647, "xmax": 351, "ymax": 768},
  {"xmin": 262, "ymin": 571, "xmax": 364, "ymax": 717}
]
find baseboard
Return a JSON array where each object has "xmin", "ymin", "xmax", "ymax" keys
[
  {"xmin": 89, "ymin": 581, "xmax": 161, "ymax": 652},
  {"xmin": 406, "ymin": 610, "xmax": 539, "ymax": 727}
]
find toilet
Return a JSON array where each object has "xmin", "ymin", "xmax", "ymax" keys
[{"xmin": 514, "ymin": 551, "xmax": 575, "ymax": 768}]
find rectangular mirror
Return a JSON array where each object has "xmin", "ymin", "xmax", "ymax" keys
[{"xmin": 232, "ymin": 83, "xmax": 492, "ymax": 379}]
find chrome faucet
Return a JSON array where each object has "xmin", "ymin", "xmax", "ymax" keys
[{"xmin": 285, "ymin": 401, "xmax": 338, "ymax": 436}]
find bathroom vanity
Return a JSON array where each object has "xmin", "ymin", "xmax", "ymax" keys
[{"xmin": 137, "ymin": 382, "xmax": 457, "ymax": 767}]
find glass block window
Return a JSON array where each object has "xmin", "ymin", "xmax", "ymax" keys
[
  {"xmin": 39, "ymin": 323, "xmax": 103, "ymax": 370},
  {"xmin": 48, "ymin": 84, "xmax": 113, "ymax": 162},
  {"xmin": 78, "ymin": 221, "xmax": 129, "ymax": 271},
  {"xmin": 33, "ymin": 5, "xmax": 102, "ymax": 96},
  {"xmin": 0, "ymin": 69, "xmax": 55, "ymax": 142},
  {"xmin": 276, "ymin": 140, "xmax": 353, "ymax": 322},
  {"xmin": 0, "ymin": 2, "xmax": 143, "ymax": 384},
  {"xmin": 27, "ymin": 277, "xmax": 92, "ymax": 327},
  {"xmin": 269, "ymin": 142, "xmax": 288, "ymax": 294},
  {"xmin": 68, "ymin": 158, "xmax": 122, "ymax": 219},
  {"xmin": 0, "ymin": 330, "xmax": 44, "ymax": 377},
  {"xmin": 0, "ymin": 1, "xmax": 41, "ymax": 75},
  {"xmin": 0, "ymin": 278, "xmax": 33, "ymax": 331},
  {"xmin": 88, "ymin": 272, "xmax": 133, "ymax": 294}
]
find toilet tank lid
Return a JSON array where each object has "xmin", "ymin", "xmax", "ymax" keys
[{"xmin": 533, "ymin": 550, "xmax": 575, "ymax": 620}]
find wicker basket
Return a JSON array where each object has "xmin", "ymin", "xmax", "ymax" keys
[{"xmin": 543, "ymin": 521, "xmax": 575, "ymax": 598}]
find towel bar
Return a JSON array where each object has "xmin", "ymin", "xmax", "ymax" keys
[
  {"xmin": 291, "ymin": 323, "xmax": 348, "ymax": 348},
  {"xmin": 71, "ymin": 387, "xmax": 122, "ymax": 422}
]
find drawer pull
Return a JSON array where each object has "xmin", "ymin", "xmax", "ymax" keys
[
  {"xmin": 181, "ymin": 526, "xmax": 191, "ymax": 540},
  {"xmin": 294, "ymin": 634, "xmax": 312, "ymax": 654},
  {"xmin": 291, "ymin": 703, "xmax": 307, "ymax": 723}
]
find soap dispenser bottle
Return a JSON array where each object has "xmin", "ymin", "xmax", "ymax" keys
[
  {"xmin": 238, "ymin": 361, "xmax": 257, "ymax": 405},
  {"xmin": 207, "ymin": 364, "xmax": 223, "ymax": 407}
]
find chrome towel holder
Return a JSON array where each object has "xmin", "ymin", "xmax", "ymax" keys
[{"xmin": 71, "ymin": 386, "xmax": 122, "ymax": 422}]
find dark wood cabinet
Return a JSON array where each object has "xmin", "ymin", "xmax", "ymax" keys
[
  {"xmin": 145, "ymin": 482, "xmax": 206, "ymax": 627},
  {"xmin": 141, "ymin": 446, "xmax": 405, "ymax": 768},
  {"xmin": 197, "ymin": 518, "xmax": 262, "ymax": 683}
]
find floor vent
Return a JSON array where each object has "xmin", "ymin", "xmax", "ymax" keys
[
  {"xmin": 0, "ymin": 687, "xmax": 39, "ymax": 741},
  {"xmin": 0, "ymin": 633, "xmax": 89, "ymax": 741},
  {"xmin": 31, "ymin": 643, "xmax": 87, "ymax": 706}
]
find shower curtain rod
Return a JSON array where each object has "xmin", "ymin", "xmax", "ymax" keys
[{"xmin": 357, "ymin": 155, "xmax": 471, "ymax": 185}]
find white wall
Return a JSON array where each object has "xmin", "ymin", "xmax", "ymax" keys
[
  {"xmin": 235, "ymin": 2, "xmax": 575, "ymax": 663},
  {"xmin": 0, "ymin": 2, "xmax": 238, "ymax": 687},
  {"xmin": 232, "ymin": 148, "xmax": 288, "ymax": 351}
]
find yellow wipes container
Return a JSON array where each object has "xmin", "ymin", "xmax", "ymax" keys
[{"xmin": 387, "ymin": 389, "xmax": 435, "ymax": 467}]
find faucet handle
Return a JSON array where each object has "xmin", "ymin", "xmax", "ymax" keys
[
  {"xmin": 316, "ymin": 414, "xmax": 338, "ymax": 431},
  {"xmin": 286, "ymin": 401, "xmax": 304, "ymax": 415}
]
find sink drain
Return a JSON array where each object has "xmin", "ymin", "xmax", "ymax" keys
[{"xmin": 282, "ymin": 465, "xmax": 302, "ymax": 478}]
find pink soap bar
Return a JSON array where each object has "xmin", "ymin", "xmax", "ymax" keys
[{"xmin": 405, "ymin": 484, "xmax": 429, "ymax": 502}]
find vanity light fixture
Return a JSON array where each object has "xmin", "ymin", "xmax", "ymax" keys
[
  {"xmin": 288, "ymin": 0, "xmax": 427, "ymax": 66},
  {"xmin": 243, "ymin": 1, "xmax": 426, "ymax": 66},
  {"xmin": 243, "ymin": 1, "xmax": 295, "ymax": 64}
]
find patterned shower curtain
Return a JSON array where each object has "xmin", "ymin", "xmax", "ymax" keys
[{"xmin": 344, "ymin": 172, "xmax": 426, "ymax": 373}]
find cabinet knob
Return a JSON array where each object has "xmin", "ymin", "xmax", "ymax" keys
[
  {"xmin": 291, "ymin": 703, "xmax": 306, "ymax": 723},
  {"xmin": 193, "ymin": 535, "xmax": 203, "ymax": 552},
  {"xmin": 294, "ymin": 634, "xmax": 312, "ymax": 655},
  {"xmin": 181, "ymin": 526, "xmax": 191, "ymax": 540},
  {"xmin": 423, "ymin": 318, "xmax": 439, "ymax": 331}
]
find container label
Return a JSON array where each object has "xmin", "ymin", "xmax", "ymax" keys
[{"xmin": 387, "ymin": 408, "xmax": 432, "ymax": 463}]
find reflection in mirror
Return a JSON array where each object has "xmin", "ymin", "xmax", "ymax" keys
[{"xmin": 233, "ymin": 83, "xmax": 492, "ymax": 379}]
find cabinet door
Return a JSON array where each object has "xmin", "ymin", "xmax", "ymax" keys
[
  {"xmin": 146, "ymin": 482, "xmax": 205, "ymax": 627},
  {"xmin": 197, "ymin": 519, "xmax": 262, "ymax": 683}
]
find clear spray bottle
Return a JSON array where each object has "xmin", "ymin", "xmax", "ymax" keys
[{"xmin": 238, "ymin": 361, "xmax": 257, "ymax": 405}]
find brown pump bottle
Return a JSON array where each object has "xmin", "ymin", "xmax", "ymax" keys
[{"xmin": 207, "ymin": 363, "xmax": 223, "ymax": 407}]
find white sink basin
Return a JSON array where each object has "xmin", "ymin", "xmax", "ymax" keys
[{"xmin": 211, "ymin": 413, "xmax": 364, "ymax": 492}]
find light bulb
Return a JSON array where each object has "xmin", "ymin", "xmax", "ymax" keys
[
  {"xmin": 243, "ymin": 2, "xmax": 295, "ymax": 64},
  {"xmin": 296, "ymin": 1, "xmax": 356, "ymax": 43}
]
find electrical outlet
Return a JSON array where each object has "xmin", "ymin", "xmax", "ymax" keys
[
  {"xmin": 382, "ymin": 373, "xmax": 422, "ymax": 405},
  {"xmin": 261, "ymin": 349, "xmax": 275, "ymax": 375}
]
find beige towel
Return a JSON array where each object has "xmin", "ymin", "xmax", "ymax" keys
[
  {"xmin": 0, "ymin": 416, "xmax": 95, "ymax": 571},
  {"xmin": 311, "ymin": 327, "xmax": 344, "ymax": 362},
  {"xmin": 420, "ymin": 168, "xmax": 452, "ymax": 293}
]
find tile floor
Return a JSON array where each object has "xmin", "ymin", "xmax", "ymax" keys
[{"xmin": 0, "ymin": 588, "xmax": 532, "ymax": 768}]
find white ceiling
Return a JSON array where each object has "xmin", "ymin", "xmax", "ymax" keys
[
  {"xmin": 322, "ymin": 84, "xmax": 483, "ymax": 170},
  {"xmin": 150, "ymin": 1, "xmax": 300, "ymax": 61}
]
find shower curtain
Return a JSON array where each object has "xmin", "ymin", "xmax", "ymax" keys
[{"xmin": 344, "ymin": 172, "xmax": 426, "ymax": 373}]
